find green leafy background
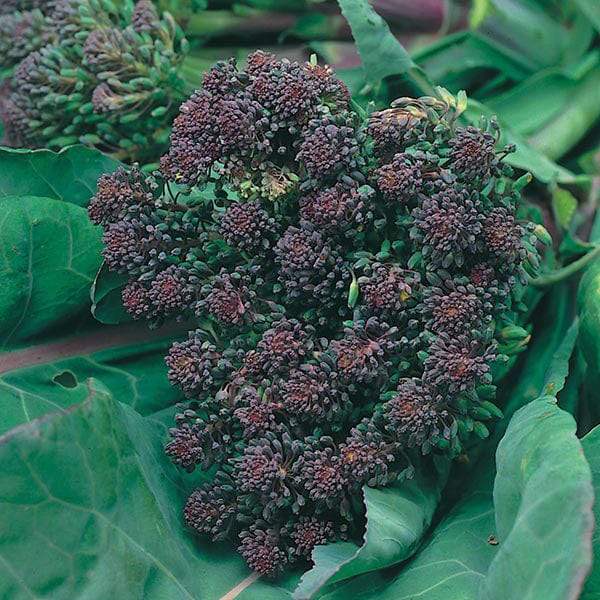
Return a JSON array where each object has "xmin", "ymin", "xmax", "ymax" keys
[{"xmin": 3, "ymin": 0, "xmax": 600, "ymax": 596}]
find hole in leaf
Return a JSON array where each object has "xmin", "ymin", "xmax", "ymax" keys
[{"xmin": 53, "ymin": 371, "xmax": 78, "ymax": 389}]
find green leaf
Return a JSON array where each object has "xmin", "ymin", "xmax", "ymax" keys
[
  {"xmin": 552, "ymin": 186, "xmax": 579, "ymax": 229},
  {"xmin": 470, "ymin": 0, "xmax": 571, "ymax": 70},
  {"xmin": 337, "ymin": 0, "xmax": 413, "ymax": 80},
  {"xmin": 294, "ymin": 461, "xmax": 449, "ymax": 599},
  {"xmin": 572, "ymin": 0, "xmax": 600, "ymax": 35},
  {"xmin": 556, "ymin": 345, "xmax": 585, "ymax": 415},
  {"xmin": 540, "ymin": 319, "xmax": 579, "ymax": 398},
  {"xmin": 319, "ymin": 458, "xmax": 497, "ymax": 600},
  {"xmin": 581, "ymin": 425, "xmax": 600, "ymax": 598},
  {"xmin": 91, "ymin": 262, "xmax": 132, "ymax": 325},
  {"xmin": 577, "ymin": 257, "xmax": 600, "ymax": 377},
  {"xmin": 336, "ymin": 0, "xmax": 434, "ymax": 94},
  {"xmin": 0, "ymin": 196, "xmax": 103, "ymax": 349},
  {"xmin": 499, "ymin": 284, "xmax": 574, "ymax": 415},
  {"xmin": 0, "ymin": 146, "xmax": 120, "ymax": 206},
  {"xmin": 526, "ymin": 61, "xmax": 600, "ymax": 160},
  {"xmin": 485, "ymin": 72, "xmax": 563, "ymax": 135},
  {"xmin": 480, "ymin": 397, "xmax": 594, "ymax": 599},
  {"xmin": 412, "ymin": 31, "xmax": 533, "ymax": 89},
  {"xmin": 0, "ymin": 383, "xmax": 268, "ymax": 600},
  {"xmin": 0, "ymin": 322, "xmax": 187, "ymax": 434}
]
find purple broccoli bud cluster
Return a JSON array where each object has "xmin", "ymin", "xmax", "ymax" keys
[
  {"xmin": 0, "ymin": 3, "xmax": 52, "ymax": 69},
  {"xmin": 1, "ymin": 0, "xmax": 187, "ymax": 162},
  {"xmin": 90, "ymin": 52, "xmax": 542, "ymax": 575}
]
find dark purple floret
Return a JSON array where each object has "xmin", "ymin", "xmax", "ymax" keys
[
  {"xmin": 299, "ymin": 184, "xmax": 373, "ymax": 234},
  {"xmin": 252, "ymin": 318, "xmax": 312, "ymax": 376},
  {"xmin": 215, "ymin": 95, "xmax": 268, "ymax": 154},
  {"xmin": 184, "ymin": 484, "xmax": 237, "ymax": 539},
  {"xmin": 360, "ymin": 265, "xmax": 415, "ymax": 314},
  {"xmin": 411, "ymin": 186, "xmax": 486, "ymax": 268},
  {"xmin": 233, "ymin": 386, "xmax": 277, "ymax": 437},
  {"xmin": 201, "ymin": 270, "xmax": 254, "ymax": 327},
  {"xmin": 376, "ymin": 152, "xmax": 424, "ymax": 203},
  {"xmin": 484, "ymin": 207, "xmax": 526, "ymax": 267},
  {"xmin": 147, "ymin": 264, "xmax": 195, "ymax": 318},
  {"xmin": 245, "ymin": 50, "xmax": 277, "ymax": 76},
  {"xmin": 230, "ymin": 432, "xmax": 302, "ymax": 498},
  {"xmin": 274, "ymin": 224, "xmax": 349, "ymax": 302},
  {"xmin": 297, "ymin": 112, "xmax": 360, "ymax": 181},
  {"xmin": 383, "ymin": 379, "xmax": 449, "ymax": 448},
  {"xmin": 88, "ymin": 165, "xmax": 157, "ymax": 226},
  {"xmin": 331, "ymin": 319, "xmax": 397, "ymax": 384},
  {"xmin": 201, "ymin": 58, "xmax": 239, "ymax": 95},
  {"xmin": 424, "ymin": 334, "xmax": 496, "ymax": 394},
  {"xmin": 160, "ymin": 90, "xmax": 221, "ymax": 186},
  {"xmin": 421, "ymin": 281, "xmax": 491, "ymax": 336},
  {"xmin": 303, "ymin": 62, "xmax": 350, "ymax": 111},
  {"xmin": 165, "ymin": 331, "xmax": 233, "ymax": 398},
  {"xmin": 121, "ymin": 281, "xmax": 151, "ymax": 318},
  {"xmin": 299, "ymin": 447, "xmax": 348, "ymax": 503},
  {"xmin": 238, "ymin": 527, "xmax": 288, "ymax": 575},
  {"xmin": 268, "ymin": 63, "xmax": 319, "ymax": 123},
  {"xmin": 288, "ymin": 517, "xmax": 336, "ymax": 559},
  {"xmin": 231, "ymin": 442, "xmax": 282, "ymax": 495},
  {"xmin": 367, "ymin": 107, "xmax": 426, "ymax": 161},
  {"xmin": 448, "ymin": 125, "xmax": 499, "ymax": 181},
  {"xmin": 165, "ymin": 422, "xmax": 207, "ymax": 471},
  {"xmin": 271, "ymin": 364, "xmax": 345, "ymax": 423},
  {"xmin": 339, "ymin": 429, "xmax": 392, "ymax": 485},
  {"xmin": 220, "ymin": 200, "xmax": 277, "ymax": 254},
  {"xmin": 101, "ymin": 220, "xmax": 144, "ymax": 273}
]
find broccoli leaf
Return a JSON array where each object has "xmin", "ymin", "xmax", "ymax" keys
[
  {"xmin": 0, "ymin": 195, "xmax": 103, "ymax": 349},
  {"xmin": 581, "ymin": 425, "xmax": 600, "ymax": 598},
  {"xmin": 293, "ymin": 461, "xmax": 449, "ymax": 599},
  {"xmin": 0, "ymin": 323, "xmax": 186, "ymax": 435},
  {"xmin": 479, "ymin": 396, "xmax": 593, "ymax": 600},
  {"xmin": 0, "ymin": 146, "xmax": 120, "ymax": 206},
  {"xmin": 0, "ymin": 384, "xmax": 266, "ymax": 600}
]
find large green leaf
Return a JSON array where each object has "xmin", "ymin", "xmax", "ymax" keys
[
  {"xmin": 581, "ymin": 425, "xmax": 600, "ymax": 599},
  {"xmin": 572, "ymin": 0, "xmax": 600, "ymax": 35},
  {"xmin": 0, "ymin": 146, "xmax": 120, "ymax": 206},
  {"xmin": 0, "ymin": 323, "xmax": 187, "ymax": 434},
  {"xmin": 576, "ymin": 251, "xmax": 600, "ymax": 423},
  {"xmin": 525, "ymin": 62, "xmax": 600, "ymax": 160},
  {"xmin": 323, "ymin": 400, "xmax": 592, "ymax": 600},
  {"xmin": 0, "ymin": 384, "xmax": 267, "ymax": 600},
  {"xmin": 480, "ymin": 397, "xmax": 594, "ymax": 599},
  {"xmin": 319, "ymin": 459, "xmax": 497, "ymax": 600},
  {"xmin": 578, "ymin": 253, "xmax": 600, "ymax": 375},
  {"xmin": 0, "ymin": 195, "xmax": 103, "ymax": 349},
  {"xmin": 485, "ymin": 66, "xmax": 593, "ymax": 137},
  {"xmin": 0, "ymin": 148, "xmax": 123, "ymax": 349},
  {"xmin": 412, "ymin": 31, "xmax": 534, "ymax": 88},
  {"xmin": 470, "ymin": 0, "xmax": 571, "ymax": 70},
  {"xmin": 294, "ymin": 461, "xmax": 449, "ymax": 599},
  {"xmin": 336, "ymin": 0, "xmax": 434, "ymax": 94}
]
